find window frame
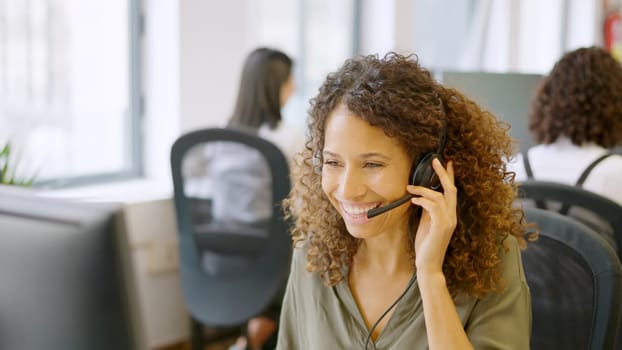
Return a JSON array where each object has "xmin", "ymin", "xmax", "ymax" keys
[{"xmin": 6, "ymin": 0, "xmax": 144, "ymax": 189}]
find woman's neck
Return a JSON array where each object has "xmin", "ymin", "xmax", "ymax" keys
[{"xmin": 355, "ymin": 232, "xmax": 413, "ymax": 276}]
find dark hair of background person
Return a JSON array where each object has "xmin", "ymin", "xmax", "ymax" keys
[
  {"xmin": 284, "ymin": 52, "xmax": 527, "ymax": 298},
  {"xmin": 228, "ymin": 47, "xmax": 293, "ymax": 130},
  {"xmin": 529, "ymin": 46, "xmax": 622, "ymax": 147}
]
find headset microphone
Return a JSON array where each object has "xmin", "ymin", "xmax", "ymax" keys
[{"xmin": 366, "ymin": 194, "xmax": 414, "ymax": 218}]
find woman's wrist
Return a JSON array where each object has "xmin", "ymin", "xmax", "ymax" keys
[{"xmin": 416, "ymin": 269, "xmax": 446, "ymax": 286}]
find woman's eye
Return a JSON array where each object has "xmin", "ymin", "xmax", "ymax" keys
[
  {"xmin": 323, "ymin": 160, "xmax": 340, "ymax": 167},
  {"xmin": 364, "ymin": 162, "xmax": 383, "ymax": 168}
]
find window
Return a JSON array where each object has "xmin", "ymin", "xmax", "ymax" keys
[{"xmin": 0, "ymin": 0, "xmax": 141, "ymax": 187}]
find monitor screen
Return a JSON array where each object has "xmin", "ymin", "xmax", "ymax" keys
[
  {"xmin": 441, "ymin": 71, "xmax": 543, "ymax": 155},
  {"xmin": 0, "ymin": 186, "xmax": 144, "ymax": 350}
]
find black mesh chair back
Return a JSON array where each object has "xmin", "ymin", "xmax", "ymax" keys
[
  {"xmin": 170, "ymin": 128, "xmax": 292, "ymax": 348},
  {"xmin": 523, "ymin": 207, "xmax": 622, "ymax": 350},
  {"xmin": 518, "ymin": 180, "xmax": 622, "ymax": 257}
]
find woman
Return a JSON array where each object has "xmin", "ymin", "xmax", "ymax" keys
[
  {"xmin": 510, "ymin": 46, "xmax": 622, "ymax": 206},
  {"xmin": 227, "ymin": 47, "xmax": 300, "ymax": 160},
  {"xmin": 277, "ymin": 53, "xmax": 531, "ymax": 349}
]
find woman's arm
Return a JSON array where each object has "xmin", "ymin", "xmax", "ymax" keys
[
  {"xmin": 409, "ymin": 159, "xmax": 474, "ymax": 349},
  {"xmin": 417, "ymin": 271, "xmax": 474, "ymax": 349}
]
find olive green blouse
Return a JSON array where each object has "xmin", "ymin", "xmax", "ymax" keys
[{"xmin": 276, "ymin": 235, "xmax": 531, "ymax": 349}]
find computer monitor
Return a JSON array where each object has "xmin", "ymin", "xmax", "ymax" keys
[
  {"xmin": 441, "ymin": 71, "xmax": 544, "ymax": 155},
  {"xmin": 0, "ymin": 185, "xmax": 145, "ymax": 350}
]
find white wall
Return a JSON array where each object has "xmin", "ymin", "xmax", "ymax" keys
[
  {"xmin": 144, "ymin": 0, "xmax": 256, "ymax": 184},
  {"xmin": 359, "ymin": 0, "xmax": 416, "ymax": 55},
  {"xmin": 179, "ymin": 0, "xmax": 247, "ymax": 132}
]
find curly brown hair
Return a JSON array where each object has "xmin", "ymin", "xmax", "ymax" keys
[
  {"xmin": 529, "ymin": 46, "xmax": 622, "ymax": 147},
  {"xmin": 284, "ymin": 53, "xmax": 527, "ymax": 297}
]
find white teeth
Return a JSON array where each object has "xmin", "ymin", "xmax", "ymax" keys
[{"xmin": 341, "ymin": 203, "xmax": 377, "ymax": 216}]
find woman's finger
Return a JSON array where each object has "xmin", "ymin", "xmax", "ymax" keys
[
  {"xmin": 432, "ymin": 158, "xmax": 455, "ymax": 188},
  {"xmin": 407, "ymin": 185, "xmax": 445, "ymax": 200}
]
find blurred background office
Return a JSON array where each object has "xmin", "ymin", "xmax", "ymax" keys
[
  {"xmin": 1, "ymin": 0, "xmax": 616, "ymax": 189},
  {"xmin": 1, "ymin": 0, "xmax": 621, "ymax": 349}
]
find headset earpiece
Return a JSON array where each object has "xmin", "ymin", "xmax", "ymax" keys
[
  {"xmin": 368, "ymin": 118, "xmax": 447, "ymax": 219},
  {"xmin": 410, "ymin": 152, "xmax": 443, "ymax": 190}
]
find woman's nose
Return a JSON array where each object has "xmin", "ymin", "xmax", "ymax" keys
[{"xmin": 338, "ymin": 167, "xmax": 366, "ymax": 200}]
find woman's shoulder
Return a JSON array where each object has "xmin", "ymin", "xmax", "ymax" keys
[
  {"xmin": 291, "ymin": 241, "xmax": 306, "ymax": 260},
  {"xmin": 288, "ymin": 241, "xmax": 331, "ymax": 295},
  {"xmin": 499, "ymin": 234, "xmax": 527, "ymax": 286},
  {"xmin": 458, "ymin": 234, "xmax": 528, "ymax": 305},
  {"xmin": 290, "ymin": 240, "xmax": 311, "ymax": 271}
]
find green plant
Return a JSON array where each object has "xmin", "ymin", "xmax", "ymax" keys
[{"xmin": 0, "ymin": 142, "xmax": 37, "ymax": 187}]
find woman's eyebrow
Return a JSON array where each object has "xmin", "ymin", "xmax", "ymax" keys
[
  {"xmin": 359, "ymin": 152, "xmax": 391, "ymax": 160},
  {"xmin": 323, "ymin": 150, "xmax": 391, "ymax": 161},
  {"xmin": 322, "ymin": 150, "xmax": 340, "ymax": 158}
]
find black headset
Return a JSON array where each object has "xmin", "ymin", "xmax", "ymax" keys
[
  {"xmin": 366, "ymin": 122, "xmax": 447, "ymax": 218},
  {"xmin": 409, "ymin": 124, "xmax": 446, "ymax": 189}
]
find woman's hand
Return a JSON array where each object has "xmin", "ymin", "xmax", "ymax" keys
[{"xmin": 408, "ymin": 158, "xmax": 457, "ymax": 275}]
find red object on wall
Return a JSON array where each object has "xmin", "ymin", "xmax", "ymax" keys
[{"xmin": 604, "ymin": 10, "xmax": 622, "ymax": 61}]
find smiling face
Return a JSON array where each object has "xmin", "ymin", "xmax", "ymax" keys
[{"xmin": 321, "ymin": 104, "xmax": 413, "ymax": 239}]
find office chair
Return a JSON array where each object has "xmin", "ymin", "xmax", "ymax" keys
[
  {"xmin": 518, "ymin": 180, "xmax": 622, "ymax": 257},
  {"xmin": 171, "ymin": 128, "xmax": 292, "ymax": 350},
  {"xmin": 522, "ymin": 207, "xmax": 622, "ymax": 350}
]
